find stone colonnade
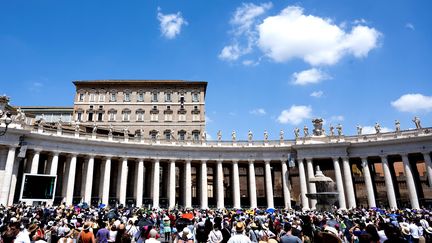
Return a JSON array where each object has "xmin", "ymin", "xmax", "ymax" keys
[{"xmin": 0, "ymin": 145, "xmax": 431, "ymax": 209}]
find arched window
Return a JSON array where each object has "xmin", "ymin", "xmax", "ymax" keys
[
  {"xmin": 164, "ymin": 130, "xmax": 172, "ymax": 140},
  {"xmin": 136, "ymin": 109, "xmax": 144, "ymax": 121},
  {"xmin": 122, "ymin": 109, "xmax": 131, "ymax": 121},
  {"xmin": 149, "ymin": 130, "xmax": 158, "ymax": 140},
  {"xmin": 178, "ymin": 130, "xmax": 187, "ymax": 141},
  {"xmin": 192, "ymin": 130, "xmax": 200, "ymax": 141},
  {"xmin": 108, "ymin": 109, "xmax": 117, "ymax": 121}
]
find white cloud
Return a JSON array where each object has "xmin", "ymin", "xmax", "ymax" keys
[
  {"xmin": 219, "ymin": 44, "xmax": 242, "ymax": 61},
  {"xmin": 362, "ymin": 126, "xmax": 391, "ymax": 134},
  {"xmin": 292, "ymin": 68, "xmax": 330, "ymax": 85},
  {"xmin": 330, "ymin": 115, "xmax": 344, "ymax": 122},
  {"xmin": 405, "ymin": 23, "xmax": 415, "ymax": 30},
  {"xmin": 277, "ymin": 105, "xmax": 312, "ymax": 125},
  {"xmin": 29, "ymin": 81, "xmax": 44, "ymax": 92},
  {"xmin": 391, "ymin": 93, "xmax": 432, "ymax": 113},
  {"xmin": 157, "ymin": 8, "xmax": 188, "ymax": 39},
  {"xmin": 250, "ymin": 108, "xmax": 266, "ymax": 116},
  {"xmin": 257, "ymin": 6, "xmax": 381, "ymax": 65},
  {"xmin": 219, "ymin": 3, "xmax": 272, "ymax": 61},
  {"xmin": 231, "ymin": 2, "xmax": 273, "ymax": 35},
  {"xmin": 310, "ymin": 90, "xmax": 324, "ymax": 98}
]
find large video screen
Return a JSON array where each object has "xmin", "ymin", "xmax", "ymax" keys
[{"xmin": 20, "ymin": 174, "xmax": 57, "ymax": 200}]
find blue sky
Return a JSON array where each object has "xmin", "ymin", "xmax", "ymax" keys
[{"xmin": 1, "ymin": 0, "xmax": 431, "ymax": 140}]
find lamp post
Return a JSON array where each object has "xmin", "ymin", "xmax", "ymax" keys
[{"xmin": 0, "ymin": 111, "xmax": 12, "ymax": 136}]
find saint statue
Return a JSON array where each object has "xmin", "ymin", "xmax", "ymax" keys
[
  {"xmin": 413, "ymin": 116, "xmax": 422, "ymax": 129},
  {"xmin": 303, "ymin": 125, "xmax": 309, "ymax": 137},
  {"xmin": 108, "ymin": 124, "xmax": 113, "ymax": 135},
  {"xmin": 329, "ymin": 124, "xmax": 335, "ymax": 136},
  {"xmin": 374, "ymin": 122, "xmax": 381, "ymax": 134},
  {"xmin": 336, "ymin": 124, "xmax": 343, "ymax": 136},
  {"xmin": 248, "ymin": 130, "xmax": 253, "ymax": 141},
  {"xmin": 232, "ymin": 130, "xmax": 236, "ymax": 141},
  {"xmin": 356, "ymin": 124, "xmax": 362, "ymax": 135},
  {"xmin": 92, "ymin": 123, "xmax": 97, "ymax": 134},
  {"xmin": 217, "ymin": 130, "xmax": 222, "ymax": 141},
  {"xmin": 294, "ymin": 128, "xmax": 300, "ymax": 138},
  {"xmin": 280, "ymin": 130, "xmax": 284, "ymax": 140},
  {"xmin": 264, "ymin": 130, "xmax": 268, "ymax": 141},
  {"xmin": 395, "ymin": 120, "xmax": 401, "ymax": 132}
]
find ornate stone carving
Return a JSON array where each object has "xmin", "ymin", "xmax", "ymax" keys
[
  {"xmin": 294, "ymin": 128, "xmax": 300, "ymax": 139},
  {"xmin": 303, "ymin": 125, "xmax": 309, "ymax": 137},
  {"xmin": 336, "ymin": 124, "xmax": 343, "ymax": 136},
  {"xmin": 312, "ymin": 118, "xmax": 324, "ymax": 136},
  {"xmin": 395, "ymin": 120, "xmax": 401, "ymax": 132},
  {"xmin": 356, "ymin": 124, "xmax": 362, "ymax": 135},
  {"xmin": 374, "ymin": 122, "xmax": 381, "ymax": 134},
  {"xmin": 329, "ymin": 124, "xmax": 334, "ymax": 136},
  {"xmin": 248, "ymin": 130, "xmax": 253, "ymax": 141}
]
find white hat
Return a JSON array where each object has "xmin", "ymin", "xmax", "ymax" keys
[{"xmin": 181, "ymin": 227, "xmax": 193, "ymax": 239}]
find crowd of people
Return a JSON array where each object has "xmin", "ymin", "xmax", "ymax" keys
[{"xmin": 0, "ymin": 203, "xmax": 432, "ymax": 243}]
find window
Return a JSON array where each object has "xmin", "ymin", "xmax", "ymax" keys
[
  {"xmin": 192, "ymin": 130, "xmax": 200, "ymax": 141},
  {"xmin": 88, "ymin": 112, "xmax": 93, "ymax": 122},
  {"xmin": 165, "ymin": 114, "xmax": 173, "ymax": 121},
  {"xmin": 165, "ymin": 92, "xmax": 172, "ymax": 102},
  {"xmin": 136, "ymin": 110, "xmax": 144, "ymax": 121},
  {"xmin": 89, "ymin": 93, "xmax": 95, "ymax": 102},
  {"xmin": 192, "ymin": 114, "xmax": 200, "ymax": 121},
  {"xmin": 164, "ymin": 130, "xmax": 171, "ymax": 140},
  {"xmin": 152, "ymin": 92, "xmax": 158, "ymax": 102},
  {"xmin": 122, "ymin": 109, "xmax": 131, "ymax": 121},
  {"xmin": 77, "ymin": 112, "xmax": 82, "ymax": 121},
  {"xmin": 99, "ymin": 93, "xmax": 105, "ymax": 102},
  {"xmin": 79, "ymin": 93, "xmax": 84, "ymax": 102},
  {"xmin": 151, "ymin": 113, "xmax": 159, "ymax": 121},
  {"xmin": 110, "ymin": 92, "xmax": 117, "ymax": 102},
  {"xmin": 109, "ymin": 111, "xmax": 116, "ymax": 121},
  {"xmin": 124, "ymin": 92, "xmax": 131, "ymax": 102},
  {"xmin": 192, "ymin": 92, "xmax": 199, "ymax": 102},
  {"xmin": 178, "ymin": 130, "xmax": 186, "ymax": 141},
  {"xmin": 178, "ymin": 114, "xmax": 186, "ymax": 121},
  {"xmin": 97, "ymin": 113, "xmax": 103, "ymax": 121},
  {"xmin": 150, "ymin": 130, "xmax": 158, "ymax": 140},
  {"xmin": 137, "ymin": 92, "xmax": 144, "ymax": 102}
]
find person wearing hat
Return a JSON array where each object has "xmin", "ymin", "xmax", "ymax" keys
[
  {"xmin": 177, "ymin": 227, "xmax": 194, "ymax": 243},
  {"xmin": 258, "ymin": 223, "xmax": 275, "ymax": 242},
  {"xmin": 162, "ymin": 216, "xmax": 171, "ymax": 242},
  {"xmin": 227, "ymin": 222, "xmax": 251, "ymax": 243},
  {"xmin": 77, "ymin": 222, "xmax": 95, "ymax": 243},
  {"xmin": 248, "ymin": 223, "xmax": 259, "ymax": 243}
]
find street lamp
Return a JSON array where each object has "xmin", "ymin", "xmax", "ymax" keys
[{"xmin": 0, "ymin": 111, "xmax": 12, "ymax": 136}]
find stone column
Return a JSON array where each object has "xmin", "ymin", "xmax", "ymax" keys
[
  {"xmin": 135, "ymin": 159, "xmax": 144, "ymax": 207},
  {"xmin": 30, "ymin": 149, "xmax": 41, "ymax": 174},
  {"xmin": 200, "ymin": 160, "xmax": 208, "ymax": 209},
  {"xmin": 8, "ymin": 156, "xmax": 20, "ymax": 205},
  {"xmin": 83, "ymin": 155, "xmax": 95, "ymax": 204},
  {"xmin": 216, "ymin": 160, "xmax": 224, "ymax": 209},
  {"xmin": 169, "ymin": 159, "xmax": 176, "ymax": 209},
  {"xmin": 50, "ymin": 152, "xmax": 59, "ymax": 175},
  {"xmin": 332, "ymin": 157, "xmax": 346, "ymax": 209},
  {"xmin": 423, "ymin": 152, "xmax": 432, "ymax": 187},
  {"xmin": 184, "ymin": 160, "xmax": 192, "ymax": 208},
  {"xmin": 298, "ymin": 158, "xmax": 309, "ymax": 210},
  {"xmin": 264, "ymin": 160, "xmax": 274, "ymax": 208},
  {"xmin": 401, "ymin": 154, "xmax": 420, "ymax": 209},
  {"xmin": 65, "ymin": 154, "xmax": 77, "ymax": 205},
  {"xmin": 152, "ymin": 159, "xmax": 160, "ymax": 208},
  {"xmin": 232, "ymin": 160, "xmax": 241, "ymax": 209},
  {"xmin": 342, "ymin": 157, "xmax": 356, "ymax": 208},
  {"xmin": 360, "ymin": 157, "xmax": 376, "ymax": 208},
  {"xmin": 118, "ymin": 158, "xmax": 128, "ymax": 206},
  {"xmin": 381, "ymin": 155, "xmax": 397, "ymax": 209},
  {"xmin": 248, "ymin": 159, "xmax": 257, "ymax": 209},
  {"xmin": 0, "ymin": 146, "xmax": 16, "ymax": 205},
  {"xmin": 306, "ymin": 158, "xmax": 317, "ymax": 209},
  {"xmin": 101, "ymin": 157, "xmax": 111, "ymax": 205},
  {"xmin": 281, "ymin": 160, "xmax": 291, "ymax": 209}
]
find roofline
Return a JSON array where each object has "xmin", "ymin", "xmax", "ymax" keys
[{"xmin": 73, "ymin": 80, "xmax": 207, "ymax": 86}]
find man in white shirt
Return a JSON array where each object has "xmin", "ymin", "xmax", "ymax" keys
[{"xmin": 228, "ymin": 222, "xmax": 251, "ymax": 243}]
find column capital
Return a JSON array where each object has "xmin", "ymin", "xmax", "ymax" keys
[
  {"xmin": 248, "ymin": 159, "xmax": 254, "ymax": 164},
  {"xmin": 103, "ymin": 156, "xmax": 112, "ymax": 160},
  {"xmin": 232, "ymin": 159, "xmax": 239, "ymax": 164},
  {"xmin": 184, "ymin": 159, "xmax": 192, "ymax": 163},
  {"xmin": 121, "ymin": 157, "xmax": 128, "ymax": 161},
  {"xmin": 67, "ymin": 152, "xmax": 78, "ymax": 158},
  {"xmin": 331, "ymin": 157, "xmax": 340, "ymax": 162},
  {"xmin": 136, "ymin": 158, "xmax": 144, "ymax": 163},
  {"xmin": 264, "ymin": 159, "xmax": 271, "ymax": 164},
  {"xmin": 50, "ymin": 151, "xmax": 60, "ymax": 156},
  {"xmin": 379, "ymin": 154, "xmax": 388, "ymax": 160},
  {"xmin": 340, "ymin": 156, "xmax": 349, "ymax": 161},
  {"xmin": 200, "ymin": 160, "xmax": 207, "ymax": 164},
  {"xmin": 304, "ymin": 157, "xmax": 313, "ymax": 162},
  {"xmin": 152, "ymin": 158, "xmax": 160, "ymax": 163},
  {"xmin": 216, "ymin": 159, "xmax": 223, "ymax": 164},
  {"xmin": 400, "ymin": 153, "xmax": 409, "ymax": 159},
  {"xmin": 86, "ymin": 154, "xmax": 96, "ymax": 159}
]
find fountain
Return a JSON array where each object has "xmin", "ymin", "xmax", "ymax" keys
[{"xmin": 306, "ymin": 166, "xmax": 339, "ymax": 211}]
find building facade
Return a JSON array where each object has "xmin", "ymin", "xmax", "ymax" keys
[{"xmin": 73, "ymin": 80, "xmax": 207, "ymax": 141}]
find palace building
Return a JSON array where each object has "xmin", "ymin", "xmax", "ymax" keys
[{"xmin": 0, "ymin": 80, "xmax": 431, "ymax": 209}]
